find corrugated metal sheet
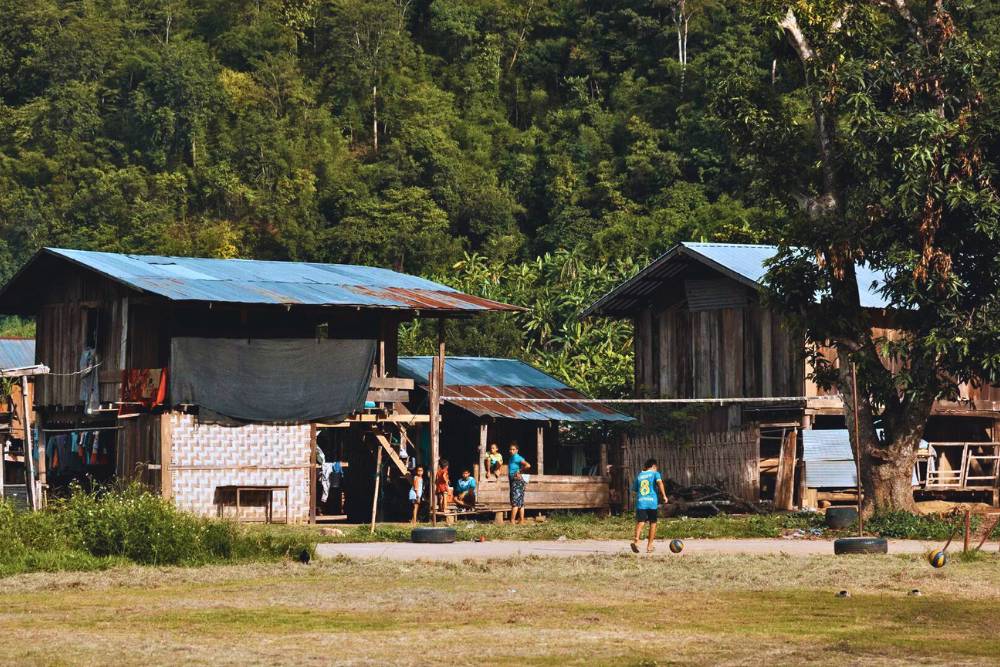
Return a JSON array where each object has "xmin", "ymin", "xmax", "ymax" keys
[
  {"xmin": 398, "ymin": 356, "xmax": 568, "ymax": 389},
  {"xmin": 0, "ymin": 338, "xmax": 35, "ymax": 370},
  {"xmin": 802, "ymin": 429, "xmax": 856, "ymax": 488},
  {"xmin": 802, "ymin": 428, "xmax": 855, "ymax": 462},
  {"xmin": 583, "ymin": 242, "xmax": 890, "ymax": 317},
  {"xmin": 32, "ymin": 248, "xmax": 521, "ymax": 312},
  {"xmin": 806, "ymin": 460, "xmax": 858, "ymax": 488},
  {"xmin": 397, "ymin": 356, "xmax": 633, "ymax": 423}
]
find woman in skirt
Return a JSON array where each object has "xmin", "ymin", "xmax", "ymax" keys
[{"xmin": 507, "ymin": 442, "xmax": 531, "ymax": 525}]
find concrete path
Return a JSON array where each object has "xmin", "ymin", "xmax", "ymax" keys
[{"xmin": 316, "ymin": 538, "xmax": 964, "ymax": 561}]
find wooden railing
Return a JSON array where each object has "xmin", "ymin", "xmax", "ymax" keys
[{"xmin": 922, "ymin": 442, "xmax": 1000, "ymax": 491}]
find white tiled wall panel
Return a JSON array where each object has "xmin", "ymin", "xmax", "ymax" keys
[{"xmin": 168, "ymin": 413, "xmax": 311, "ymax": 522}]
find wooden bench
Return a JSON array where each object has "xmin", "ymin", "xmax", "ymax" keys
[{"xmin": 216, "ymin": 484, "xmax": 290, "ymax": 524}]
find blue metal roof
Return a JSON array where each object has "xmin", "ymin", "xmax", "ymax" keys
[
  {"xmin": 2, "ymin": 248, "xmax": 520, "ymax": 313},
  {"xmin": 583, "ymin": 242, "xmax": 890, "ymax": 316},
  {"xmin": 397, "ymin": 356, "xmax": 633, "ymax": 423},
  {"xmin": 0, "ymin": 338, "xmax": 34, "ymax": 370},
  {"xmin": 398, "ymin": 356, "xmax": 568, "ymax": 390}
]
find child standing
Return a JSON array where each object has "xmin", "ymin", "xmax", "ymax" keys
[
  {"xmin": 631, "ymin": 458, "xmax": 668, "ymax": 554},
  {"xmin": 434, "ymin": 459, "xmax": 451, "ymax": 513},
  {"xmin": 409, "ymin": 465, "xmax": 425, "ymax": 525}
]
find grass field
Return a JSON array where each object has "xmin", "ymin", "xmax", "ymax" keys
[{"xmin": 3, "ymin": 552, "xmax": 999, "ymax": 666}]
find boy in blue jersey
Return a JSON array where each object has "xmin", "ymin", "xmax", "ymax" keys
[
  {"xmin": 631, "ymin": 458, "xmax": 668, "ymax": 554},
  {"xmin": 454, "ymin": 469, "xmax": 477, "ymax": 510}
]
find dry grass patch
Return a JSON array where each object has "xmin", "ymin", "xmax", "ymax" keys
[{"xmin": 2, "ymin": 553, "xmax": 998, "ymax": 666}]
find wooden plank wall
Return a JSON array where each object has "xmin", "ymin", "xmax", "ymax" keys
[
  {"xmin": 624, "ymin": 424, "xmax": 760, "ymax": 502},
  {"xmin": 644, "ymin": 304, "xmax": 802, "ymax": 400},
  {"xmin": 812, "ymin": 328, "xmax": 1000, "ymax": 403},
  {"xmin": 475, "ymin": 475, "xmax": 609, "ymax": 509},
  {"xmin": 118, "ymin": 413, "xmax": 162, "ymax": 492},
  {"xmin": 35, "ymin": 265, "xmax": 127, "ymax": 407}
]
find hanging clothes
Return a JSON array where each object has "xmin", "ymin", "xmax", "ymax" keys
[
  {"xmin": 118, "ymin": 368, "xmax": 168, "ymax": 416},
  {"xmin": 79, "ymin": 348, "xmax": 100, "ymax": 414}
]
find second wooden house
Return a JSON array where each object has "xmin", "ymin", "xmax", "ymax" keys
[{"xmin": 584, "ymin": 242, "xmax": 1000, "ymax": 507}]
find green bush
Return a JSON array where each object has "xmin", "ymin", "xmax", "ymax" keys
[
  {"xmin": 0, "ymin": 484, "xmax": 316, "ymax": 576},
  {"xmin": 863, "ymin": 511, "xmax": 999, "ymax": 541}
]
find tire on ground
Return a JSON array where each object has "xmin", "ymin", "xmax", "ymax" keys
[
  {"xmin": 825, "ymin": 507, "xmax": 859, "ymax": 529},
  {"xmin": 411, "ymin": 527, "xmax": 457, "ymax": 544},
  {"xmin": 833, "ymin": 536, "xmax": 888, "ymax": 555}
]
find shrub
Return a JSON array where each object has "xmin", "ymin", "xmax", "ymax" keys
[
  {"xmin": 0, "ymin": 485, "xmax": 317, "ymax": 576},
  {"xmin": 866, "ymin": 511, "xmax": 968, "ymax": 540}
]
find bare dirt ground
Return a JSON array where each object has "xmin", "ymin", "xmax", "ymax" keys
[
  {"xmin": 315, "ymin": 537, "xmax": 967, "ymax": 561},
  {"xmin": 2, "ymin": 551, "xmax": 999, "ymax": 666}
]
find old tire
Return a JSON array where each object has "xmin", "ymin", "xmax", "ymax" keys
[
  {"xmin": 411, "ymin": 527, "xmax": 457, "ymax": 544},
  {"xmin": 825, "ymin": 507, "xmax": 859, "ymax": 529},
  {"xmin": 834, "ymin": 537, "xmax": 888, "ymax": 555}
]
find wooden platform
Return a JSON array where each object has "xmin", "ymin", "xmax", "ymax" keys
[{"xmin": 474, "ymin": 474, "xmax": 610, "ymax": 510}]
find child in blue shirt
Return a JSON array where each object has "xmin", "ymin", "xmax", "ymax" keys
[
  {"xmin": 454, "ymin": 469, "xmax": 477, "ymax": 510},
  {"xmin": 631, "ymin": 458, "xmax": 667, "ymax": 554}
]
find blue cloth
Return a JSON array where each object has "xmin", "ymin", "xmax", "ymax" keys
[
  {"xmin": 508, "ymin": 453, "xmax": 526, "ymax": 476},
  {"xmin": 457, "ymin": 477, "xmax": 476, "ymax": 493},
  {"xmin": 633, "ymin": 470, "xmax": 662, "ymax": 510}
]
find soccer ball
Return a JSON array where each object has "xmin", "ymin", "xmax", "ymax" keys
[
  {"xmin": 929, "ymin": 550, "xmax": 947, "ymax": 568},
  {"xmin": 669, "ymin": 539, "xmax": 684, "ymax": 554}
]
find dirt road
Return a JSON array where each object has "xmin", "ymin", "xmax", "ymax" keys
[{"xmin": 316, "ymin": 537, "xmax": 971, "ymax": 561}]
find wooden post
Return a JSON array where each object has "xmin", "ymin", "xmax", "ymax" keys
[
  {"xmin": 309, "ymin": 423, "xmax": 317, "ymax": 524},
  {"xmin": 536, "ymin": 425, "xmax": 544, "ymax": 475},
  {"xmin": 599, "ymin": 442, "xmax": 608, "ymax": 477},
  {"xmin": 159, "ymin": 413, "xmax": 173, "ymax": 498},
  {"xmin": 429, "ymin": 358, "xmax": 440, "ymax": 526},
  {"xmin": 478, "ymin": 422, "xmax": 488, "ymax": 482},
  {"xmin": 20, "ymin": 376, "xmax": 37, "ymax": 510},
  {"xmin": 850, "ymin": 363, "xmax": 863, "ymax": 537},
  {"xmin": 963, "ymin": 509, "xmax": 971, "ymax": 553},
  {"xmin": 774, "ymin": 429, "xmax": 797, "ymax": 511},
  {"xmin": 370, "ymin": 444, "xmax": 383, "ymax": 534},
  {"xmin": 436, "ymin": 317, "xmax": 446, "ymax": 421},
  {"xmin": 797, "ymin": 460, "xmax": 808, "ymax": 509}
]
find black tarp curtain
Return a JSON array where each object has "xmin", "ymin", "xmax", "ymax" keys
[{"xmin": 170, "ymin": 337, "xmax": 376, "ymax": 422}]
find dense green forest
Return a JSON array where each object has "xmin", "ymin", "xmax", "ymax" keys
[{"xmin": 3, "ymin": 1, "xmax": 999, "ymax": 398}]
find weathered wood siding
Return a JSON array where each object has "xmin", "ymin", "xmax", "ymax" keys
[
  {"xmin": 638, "ymin": 301, "xmax": 803, "ymax": 400},
  {"xmin": 118, "ymin": 413, "xmax": 162, "ymax": 491},
  {"xmin": 475, "ymin": 475, "xmax": 609, "ymax": 510},
  {"xmin": 34, "ymin": 264, "xmax": 128, "ymax": 407}
]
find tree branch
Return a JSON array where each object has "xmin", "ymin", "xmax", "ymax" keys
[{"xmin": 778, "ymin": 9, "xmax": 814, "ymax": 61}]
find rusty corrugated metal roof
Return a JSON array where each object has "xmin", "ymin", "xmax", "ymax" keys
[
  {"xmin": 397, "ymin": 356, "xmax": 633, "ymax": 422},
  {"xmin": 4, "ymin": 248, "xmax": 522, "ymax": 313}
]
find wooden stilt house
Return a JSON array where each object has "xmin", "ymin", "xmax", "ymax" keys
[
  {"xmin": 584, "ymin": 242, "xmax": 1000, "ymax": 508},
  {"xmin": 396, "ymin": 356, "xmax": 632, "ymax": 517},
  {"xmin": 0, "ymin": 248, "xmax": 520, "ymax": 522}
]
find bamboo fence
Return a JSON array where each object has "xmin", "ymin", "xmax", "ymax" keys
[{"xmin": 624, "ymin": 425, "xmax": 760, "ymax": 504}]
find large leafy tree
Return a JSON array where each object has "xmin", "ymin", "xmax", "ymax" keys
[{"xmin": 721, "ymin": 2, "xmax": 1000, "ymax": 512}]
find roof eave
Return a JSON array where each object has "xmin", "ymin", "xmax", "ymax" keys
[{"xmin": 581, "ymin": 243, "xmax": 762, "ymax": 319}]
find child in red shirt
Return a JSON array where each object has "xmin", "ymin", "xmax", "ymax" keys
[{"xmin": 434, "ymin": 459, "xmax": 451, "ymax": 513}]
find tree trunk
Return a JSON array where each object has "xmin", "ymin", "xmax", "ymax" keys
[
  {"xmin": 838, "ymin": 348, "xmax": 931, "ymax": 515},
  {"xmin": 863, "ymin": 445, "xmax": 918, "ymax": 513}
]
